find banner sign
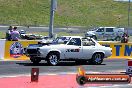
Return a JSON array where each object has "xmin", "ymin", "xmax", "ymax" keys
[
  {"xmin": 4, "ymin": 40, "xmax": 38, "ymax": 60},
  {"xmin": 99, "ymin": 42, "xmax": 132, "ymax": 58},
  {"xmin": 76, "ymin": 66, "xmax": 131, "ymax": 85},
  {"xmin": 84, "ymin": 74, "xmax": 130, "ymax": 83},
  {"xmin": 126, "ymin": 60, "xmax": 132, "ymax": 74}
]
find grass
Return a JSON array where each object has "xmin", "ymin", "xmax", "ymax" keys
[
  {"xmin": 0, "ymin": 32, "xmax": 6, "ymax": 39},
  {"xmin": 0, "ymin": 0, "xmax": 132, "ymax": 27}
]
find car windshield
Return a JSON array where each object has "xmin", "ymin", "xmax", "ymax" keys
[
  {"xmin": 52, "ymin": 37, "xmax": 71, "ymax": 44},
  {"xmin": 89, "ymin": 28, "xmax": 98, "ymax": 31}
]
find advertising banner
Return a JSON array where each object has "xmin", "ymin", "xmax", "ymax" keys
[
  {"xmin": 126, "ymin": 60, "xmax": 132, "ymax": 74},
  {"xmin": 3, "ymin": 40, "xmax": 132, "ymax": 60},
  {"xmin": 99, "ymin": 42, "xmax": 132, "ymax": 59},
  {"xmin": 4, "ymin": 40, "xmax": 38, "ymax": 60}
]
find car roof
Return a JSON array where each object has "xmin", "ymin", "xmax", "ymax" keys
[
  {"xmin": 61, "ymin": 36, "xmax": 83, "ymax": 38},
  {"xmin": 98, "ymin": 27, "xmax": 125, "ymax": 29},
  {"xmin": 99, "ymin": 27, "xmax": 116, "ymax": 28}
]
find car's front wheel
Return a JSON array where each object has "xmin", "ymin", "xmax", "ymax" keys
[
  {"xmin": 92, "ymin": 35, "xmax": 97, "ymax": 40},
  {"xmin": 76, "ymin": 76, "xmax": 86, "ymax": 85},
  {"xmin": 90, "ymin": 53, "xmax": 104, "ymax": 65},
  {"xmin": 30, "ymin": 57, "xmax": 41, "ymax": 64},
  {"xmin": 47, "ymin": 52, "xmax": 60, "ymax": 66}
]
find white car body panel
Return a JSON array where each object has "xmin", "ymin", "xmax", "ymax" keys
[
  {"xmin": 25, "ymin": 36, "xmax": 112, "ymax": 61},
  {"xmin": 64, "ymin": 45, "xmax": 83, "ymax": 59}
]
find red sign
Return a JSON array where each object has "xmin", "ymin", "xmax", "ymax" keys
[
  {"xmin": 31, "ymin": 68, "xmax": 39, "ymax": 82},
  {"xmin": 128, "ymin": 60, "xmax": 132, "ymax": 66}
]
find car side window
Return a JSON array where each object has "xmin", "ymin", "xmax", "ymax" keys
[
  {"xmin": 106, "ymin": 28, "xmax": 114, "ymax": 32},
  {"xmin": 67, "ymin": 38, "xmax": 81, "ymax": 46},
  {"xmin": 96, "ymin": 28, "xmax": 104, "ymax": 32},
  {"xmin": 82, "ymin": 39, "xmax": 95, "ymax": 46}
]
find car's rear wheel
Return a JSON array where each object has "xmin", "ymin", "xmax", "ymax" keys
[
  {"xmin": 115, "ymin": 36, "xmax": 121, "ymax": 41},
  {"xmin": 90, "ymin": 53, "xmax": 104, "ymax": 65},
  {"xmin": 30, "ymin": 57, "xmax": 41, "ymax": 64},
  {"xmin": 76, "ymin": 76, "xmax": 86, "ymax": 85},
  {"xmin": 47, "ymin": 52, "xmax": 60, "ymax": 66}
]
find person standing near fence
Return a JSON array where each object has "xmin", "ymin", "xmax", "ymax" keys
[
  {"xmin": 6, "ymin": 26, "xmax": 13, "ymax": 41},
  {"xmin": 11, "ymin": 27, "xmax": 20, "ymax": 41}
]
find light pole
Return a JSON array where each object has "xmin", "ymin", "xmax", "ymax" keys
[
  {"xmin": 127, "ymin": 0, "xmax": 131, "ymax": 35},
  {"xmin": 128, "ymin": 0, "xmax": 131, "ymax": 27},
  {"xmin": 49, "ymin": 0, "xmax": 57, "ymax": 38}
]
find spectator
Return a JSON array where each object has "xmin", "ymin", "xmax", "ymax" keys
[
  {"xmin": 122, "ymin": 32, "xmax": 128, "ymax": 37},
  {"xmin": 121, "ymin": 32, "xmax": 129, "ymax": 43},
  {"xmin": 11, "ymin": 27, "xmax": 20, "ymax": 41},
  {"xmin": 6, "ymin": 26, "xmax": 13, "ymax": 41}
]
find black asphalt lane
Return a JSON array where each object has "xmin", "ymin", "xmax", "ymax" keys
[{"xmin": 0, "ymin": 58, "xmax": 128, "ymax": 76}]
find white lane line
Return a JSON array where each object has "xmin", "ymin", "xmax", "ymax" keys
[{"xmin": 0, "ymin": 70, "xmax": 127, "ymax": 78}]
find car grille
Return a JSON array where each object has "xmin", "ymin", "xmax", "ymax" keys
[{"xmin": 26, "ymin": 49, "xmax": 38, "ymax": 54}]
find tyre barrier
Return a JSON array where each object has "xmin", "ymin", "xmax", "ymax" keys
[{"xmin": 0, "ymin": 40, "xmax": 132, "ymax": 60}]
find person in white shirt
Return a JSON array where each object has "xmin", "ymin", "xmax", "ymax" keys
[{"xmin": 11, "ymin": 27, "xmax": 20, "ymax": 41}]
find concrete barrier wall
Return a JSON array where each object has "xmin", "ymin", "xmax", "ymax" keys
[
  {"xmin": 0, "ymin": 39, "xmax": 6, "ymax": 60},
  {"xmin": 0, "ymin": 40, "xmax": 132, "ymax": 60}
]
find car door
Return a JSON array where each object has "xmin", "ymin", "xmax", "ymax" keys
[
  {"xmin": 82, "ymin": 38, "xmax": 96, "ymax": 59},
  {"xmin": 64, "ymin": 38, "xmax": 83, "ymax": 59},
  {"xmin": 95, "ymin": 28, "xmax": 104, "ymax": 40},
  {"xmin": 104, "ymin": 28, "xmax": 114, "ymax": 40}
]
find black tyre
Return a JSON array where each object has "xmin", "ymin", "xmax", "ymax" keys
[
  {"xmin": 115, "ymin": 36, "xmax": 121, "ymax": 41},
  {"xmin": 92, "ymin": 35, "xmax": 97, "ymax": 40},
  {"xmin": 76, "ymin": 76, "xmax": 86, "ymax": 85},
  {"xmin": 90, "ymin": 53, "xmax": 104, "ymax": 65},
  {"xmin": 47, "ymin": 52, "xmax": 60, "ymax": 66},
  {"xmin": 30, "ymin": 57, "xmax": 41, "ymax": 64}
]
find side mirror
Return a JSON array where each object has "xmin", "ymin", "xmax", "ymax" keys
[{"xmin": 58, "ymin": 40, "xmax": 64, "ymax": 44}]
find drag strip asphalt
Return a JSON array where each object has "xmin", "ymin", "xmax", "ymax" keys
[
  {"xmin": 0, "ymin": 58, "xmax": 132, "ymax": 88},
  {"xmin": 0, "ymin": 58, "xmax": 128, "ymax": 76}
]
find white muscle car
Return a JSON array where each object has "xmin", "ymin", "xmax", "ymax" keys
[{"xmin": 24, "ymin": 36, "xmax": 112, "ymax": 65}]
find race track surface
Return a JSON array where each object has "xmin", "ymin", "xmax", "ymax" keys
[
  {"xmin": 0, "ymin": 58, "xmax": 132, "ymax": 88},
  {"xmin": 0, "ymin": 59, "xmax": 128, "ymax": 76}
]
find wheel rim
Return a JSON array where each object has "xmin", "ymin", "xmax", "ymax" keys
[
  {"xmin": 116, "ymin": 37, "xmax": 120, "ymax": 41},
  {"xmin": 93, "ymin": 36, "xmax": 96, "ymax": 40},
  {"xmin": 94, "ymin": 54, "xmax": 102, "ymax": 63},
  {"xmin": 80, "ymin": 77, "xmax": 86, "ymax": 85},
  {"xmin": 49, "ymin": 55, "xmax": 58, "ymax": 65}
]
